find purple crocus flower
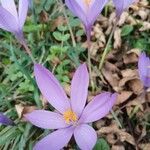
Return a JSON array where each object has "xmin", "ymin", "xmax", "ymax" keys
[
  {"xmin": 0, "ymin": 113, "xmax": 14, "ymax": 126},
  {"xmin": 138, "ymin": 52, "xmax": 150, "ymax": 88},
  {"xmin": 113, "ymin": 0, "xmax": 138, "ymax": 18},
  {"xmin": 25, "ymin": 63, "xmax": 117, "ymax": 150},
  {"xmin": 0, "ymin": 0, "xmax": 29, "ymax": 43},
  {"xmin": 65, "ymin": 0, "xmax": 108, "ymax": 40}
]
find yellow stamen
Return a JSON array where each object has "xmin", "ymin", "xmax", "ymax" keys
[{"xmin": 63, "ymin": 109, "xmax": 77, "ymax": 124}]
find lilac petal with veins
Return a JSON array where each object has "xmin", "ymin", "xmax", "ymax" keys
[{"xmin": 70, "ymin": 64, "xmax": 89, "ymax": 117}]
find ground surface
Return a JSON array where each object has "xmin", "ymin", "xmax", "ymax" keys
[{"xmin": 0, "ymin": 0, "xmax": 150, "ymax": 149}]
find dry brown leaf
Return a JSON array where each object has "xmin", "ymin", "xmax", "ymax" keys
[
  {"xmin": 111, "ymin": 145, "xmax": 125, "ymax": 150},
  {"xmin": 126, "ymin": 96, "xmax": 144, "ymax": 117},
  {"xmin": 97, "ymin": 123, "xmax": 136, "ymax": 145},
  {"xmin": 104, "ymin": 62, "xmax": 120, "ymax": 72},
  {"xmin": 126, "ymin": 96, "xmax": 145, "ymax": 108},
  {"xmin": 15, "ymin": 104, "xmax": 37, "ymax": 119},
  {"xmin": 138, "ymin": 143, "xmax": 150, "ymax": 150},
  {"xmin": 119, "ymin": 69, "xmax": 141, "ymax": 92},
  {"xmin": 63, "ymin": 83, "xmax": 71, "ymax": 97},
  {"xmin": 128, "ymin": 79, "xmax": 143, "ymax": 95},
  {"xmin": 139, "ymin": 21, "xmax": 150, "ymax": 31},
  {"xmin": 121, "ymin": 69, "xmax": 138, "ymax": 78},
  {"xmin": 93, "ymin": 24, "xmax": 106, "ymax": 48},
  {"xmin": 39, "ymin": 10, "xmax": 49, "ymax": 23},
  {"xmin": 102, "ymin": 68, "xmax": 120, "ymax": 91},
  {"xmin": 128, "ymin": 48, "xmax": 141, "ymax": 56},
  {"xmin": 50, "ymin": 16, "xmax": 66, "ymax": 31},
  {"xmin": 114, "ymin": 28, "xmax": 122, "ymax": 49},
  {"xmin": 123, "ymin": 52, "xmax": 138, "ymax": 64},
  {"xmin": 137, "ymin": 10, "xmax": 148, "ymax": 20},
  {"xmin": 146, "ymin": 90, "xmax": 150, "ymax": 102},
  {"xmin": 118, "ymin": 12, "xmax": 129, "ymax": 26},
  {"xmin": 116, "ymin": 91, "xmax": 133, "ymax": 105}
]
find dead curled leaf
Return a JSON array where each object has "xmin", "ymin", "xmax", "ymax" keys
[
  {"xmin": 128, "ymin": 79, "xmax": 143, "ymax": 95},
  {"xmin": 97, "ymin": 123, "xmax": 136, "ymax": 145},
  {"xmin": 114, "ymin": 28, "xmax": 122, "ymax": 49},
  {"xmin": 139, "ymin": 143, "xmax": 150, "ymax": 150},
  {"xmin": 15, "ymin": 104, "xmax": 37, "ymax": 119},
  {"xmin": 116, "ymin": 91, "xmax": 132, "ymax": 105},
  {"xmin": 102, "ymin": 67, "xmax": 120, "ymax": 91},
  {"xmin": 123, "ymin": 52, "xmax": 138, "ymax": 64},
  {"xmin": 111, "ymin": 145, "xmax": 125, "ymax": 150}
]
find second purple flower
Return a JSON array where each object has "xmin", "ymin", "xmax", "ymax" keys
[{"xmin": 65, "ymin": 0, "xmax": 108, "ymax": 40}]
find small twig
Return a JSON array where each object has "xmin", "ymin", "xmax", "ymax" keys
[
  {"xmin": 111, "ymin": 109, "xmax": 122, "ymax": 128},
  {"xmin": 99, "ymin": 21, "xmax": 118, "ymax": 70}
]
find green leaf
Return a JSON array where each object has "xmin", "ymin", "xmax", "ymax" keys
[
  {"xmin": 76, "ymin": 29, "xmax": 84, "ymax": 36},
  {"xmin": 23, "ymin": 24, "xmax": 44, "ymax": 32},
  {"xmin": 121, "ymin": 25, "xmax": 134, "ymax": 36},
  {"xmin": 57, "ymin": 25, "xmax": 68, "ymax": 32},
  {"xmin": 53, "ymin": 31, "xmax": 70, "ymax": 42},
  {"xmin": 93, "ymin": 138, "xmax": 110, "ymax": 150}
]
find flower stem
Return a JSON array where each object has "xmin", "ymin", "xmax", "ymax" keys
[
  {"xmin": 99, "ymin": 21, "xmax": 118, "ymax": 70},
  {"xmin": 87, "ymin": 35, "xmax": 95, "ymax": 91},
  {"xmin": 22, "ymin": 42, "xmax": 36, "ymax": 64},
  {"xmin": 57, "ymin": 0, "xmax": 76, "ymax": 47}
]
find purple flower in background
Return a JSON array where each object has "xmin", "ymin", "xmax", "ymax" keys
[
  {"xmin": 65, "ymin": 0, "xmax": 108, "ymax": 40},
  {"xmin": 113, "ymin": 0, "xmax": 138, "ymax": 18},
  {"xmin": 25, "ymin": 63, "xmax": 117, "ymax": 150},
  {"xmin": 0, "ymin": 0, "xmax": 29, "ymax": 43},
  {"xmin": 138, "ymin": 52, "xmax": 150, "ymax": 88},
  {"xmin": 0, "ymin": 113, "xmax": 14, "ymax": 126}
]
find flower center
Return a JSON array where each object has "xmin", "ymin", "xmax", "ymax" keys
[
  {"xmin": 63, "ymin": 109, "xmax": 78, "ymax": 124},
  {"xmin": 84, "ymin": 0, "xmax": 92, "ymax": 7}
]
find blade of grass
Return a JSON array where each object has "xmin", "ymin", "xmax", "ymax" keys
[{"xmin": 9, "ymin": 45, "xmax": 41, "ymax": 108}]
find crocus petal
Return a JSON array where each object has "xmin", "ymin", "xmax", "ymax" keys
[
  {"xmin": 25, "ymin": 110, "xmax": 68, "ymax": 129},
  {"xmin": 65, "ymin": 0, "xmax": 88, "ymax": 27},
  {"xmin": 75, "ymin": 0, "xmax": 87, "ymax": 13},
  {"xmin": 1, "ymin": 0, "xmax": 18, "ymax": 20},
  {"xmin": 34, "ymin": 127, "xmax": 74, "ymax": 150},
  {"xmin": 0, "ymin": 6, "xmax": 18, "ymax": 33},
  {"xmin": 71, "ymin": 64, "xmax": 89, "ymax": 117},
  {"xmin": 34, "ymin": 64, "xmax": 70, "ymax": 114},
  {"xmin": 113, "ymin": 0, "xmax": 136, "ymax": 17},
  {"xmin": 0, "ymin": 113, "xmax": 14, "ymax": 126},
  {"xmin": 88, "ymin": 0, "xmax": 108, "ymax": 26},
  {"xmin": 74, "ymin": 124, "xmax": 97, "ymax": 150},
  {"xmin": 18, "ymin": 0, "xmax": 28, "ymax": 28},
  {"xmin": 79, "ymin": 92, "xmax": 117, "ymax": 123},
  {"xmin": 14, "ymin": 30, "xmax": 25, "ymax": 44},
  {"xmin": 138, "ymin": 52, "xmax": 150, "ymax": 87},
  {"xmin": 124, "ymin": 0, "xmax": 137, "ymax": 10},
  {"xmin": 138, "ymin": 53, "xmax": 150, "ymax": 76},
  {"xmin": 113, "ymin": 0, "xmax": 124, "ymax": 17}
]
